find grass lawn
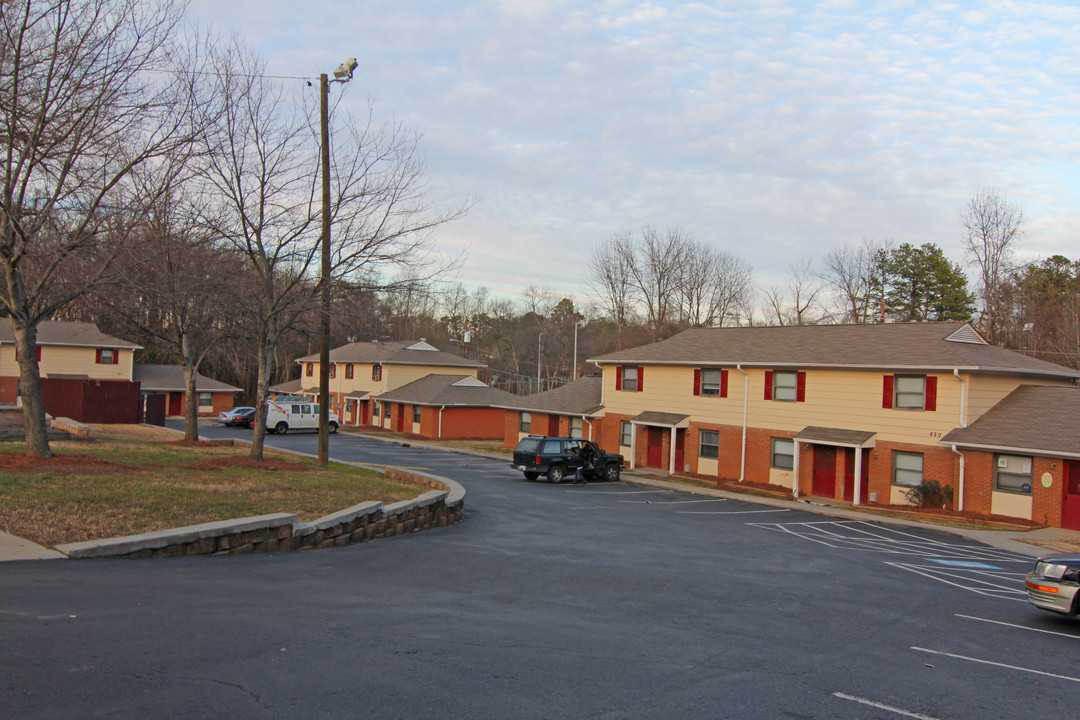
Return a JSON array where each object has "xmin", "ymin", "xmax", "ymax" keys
[{"xmin": 0, "ymin": 425, "xmax": 427, "ymax": 548}]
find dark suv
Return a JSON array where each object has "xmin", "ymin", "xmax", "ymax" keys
[{"xmin": 512, "ymin": 436, "xmax": 623, "ymax": 483}]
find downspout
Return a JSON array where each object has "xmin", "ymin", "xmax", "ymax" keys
[
  {"xmin": 952, "ymin": 369, "xmax": 968, "ymax": 511},
  {"xmin": 438, "ymin": 405, "xmax": 445, "ymax": 438},
  {"xmin": 737, "ymin": 364, "xmax": 749, "ymax": 482},
  {"xmin": 584, "ymin": 416, "xmax": 592, "ymax": 441}
]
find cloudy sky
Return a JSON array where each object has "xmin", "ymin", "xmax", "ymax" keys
[{"xmin": 187, "ymin": 0, "xmax": 1080, "ymax": 302}]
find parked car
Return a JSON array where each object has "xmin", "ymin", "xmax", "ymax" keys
[
  {"xmin": 1026, "ymin": 554, "xmax": 1080, "ymax": 616},
  {"xmin": 218, "ymin": 406, "xmax": 255, "ymax": 427},
  {"xmin": 512, "ymin": 436, "xmax": 623, "ymax": 483},
  {"xmin": 232, "ymin": 408, "xmax": 256, "ymax": 429},
  {"xmin": 265, "ymin": 399, "xmax": 339, "ymax": 434}
]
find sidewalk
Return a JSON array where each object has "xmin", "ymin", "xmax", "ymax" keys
[{"xmin": 0, "ymin": 531, "xmax": 65, "ymax": 561}]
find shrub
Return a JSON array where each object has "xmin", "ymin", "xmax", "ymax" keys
[{"xmin": 904, "ymin": 480, "xmax": 954, "ymax": 509}]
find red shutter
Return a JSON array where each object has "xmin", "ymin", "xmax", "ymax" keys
[
  {"xmin": 796, "ymin": 371, "xmax": 806, "ymax": 402},
  {"xmin": 764, "ymin": 370, "xmax": 773, "ymax": 400},
  {"xmin": 721, "ymin": 369, "xmax": 728, "ymax": 398},
  {"xmin": 693, "ymin": 369, "xmax": 701, "ymax": 396},
  {"xmin": 36, "ymin": 346, "xmax": 41, "ymax": 361},
  {"xmin": 882, "ymin": 375, "xmax": 894, "ymax": 409},
  {"xmin": 925, "ymin": 376, "xmax": 937, "ymax": 411},
  {"xmin": 637, "ymin": 366, "xmax": 644, "ymax": 392},
  {"xmin": 96, "ymin": 349, "xmax": 103, "ymax": 364},
  {"xmin": 113, "ymin": 349, "xmax": 119, "ymax": 365},
  {"xmin": 615, "ymin": 366, "xmax": 623, "ymax": 391}
]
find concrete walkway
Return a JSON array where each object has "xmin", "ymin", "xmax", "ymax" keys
[{"xmin": 0, "ymin": 531, "xmax": 64, "ymax": 561}]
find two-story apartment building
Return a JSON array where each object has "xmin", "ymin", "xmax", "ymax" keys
[
  {"xmin": 588, "ymin": 322, "xmax": 1080, "ymax": 525},
  {"xmin": 501, "ymin": 376, "xmax": 606, "ymax": 447},
  {"xmin": 293, "ymin": 340, "xmax": 484, "ymax": 427}
]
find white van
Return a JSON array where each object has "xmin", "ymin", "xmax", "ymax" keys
[{"xmin": 265, "ymin": 399, "xmax": 339, "ymax": 434}]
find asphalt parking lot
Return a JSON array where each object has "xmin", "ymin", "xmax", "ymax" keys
[{"xmin": 1, "ymin": 423, "xmax": 1076, "ymax": 719}]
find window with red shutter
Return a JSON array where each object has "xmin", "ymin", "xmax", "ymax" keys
[
  {"xmin": 345, "ymin": 364, "xmax": 354, "ymax": 379},
  {"xmin": 925, "ymin": 376, "xmax": 937, "ymax": 411},
  {"xmin": 306, "ymin": 363, "xmax": 313, "ymax": 377}
]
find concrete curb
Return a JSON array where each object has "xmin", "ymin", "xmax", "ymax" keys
[{"xmin": 57, "ymin": 513, "xmax": 298, "ymax": 559}]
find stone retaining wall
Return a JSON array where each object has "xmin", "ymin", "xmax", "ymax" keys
[{"xmin": 56, "ymin": 467, "xmax": 465, "ymax": 560}]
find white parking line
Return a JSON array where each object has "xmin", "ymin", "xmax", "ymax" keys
[
  {"xmin": 677, "ymin": 509, "xmax": 793, "ymax": 515},
  {"xmin": 832, "ymin": 692, "xmax": 940, "ymax": 719},
  {"xmin": 618, "ymin": 498, "xmax": 728, "ymax": 505},
  {"xmin": 957, "ymin": 614, "xmax": 1080, "ymax": 640},
  {"xmin": 570, "ymin": 489, "xmax": 675, "ymax": 495},
  {"xmin": 912, "ymin": 646, "xmax": 1080, "ymax": 684},
  {"xmin": 885, "ymin": 562, "xmax": 1027, "ymax": 601}
]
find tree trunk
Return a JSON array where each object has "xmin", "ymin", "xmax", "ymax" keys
[
  {"xmin": 181, "ymin": 333, "xmax": 200, "ymax": 442},
  {"xmin": 248, "ymin": 334, "xmax": 275, "ymax": 461},
  {"xmin": 10, "ymin": 320, "xmax": 52, "ymax": 459}
]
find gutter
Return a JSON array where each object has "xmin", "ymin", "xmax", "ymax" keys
[
  {"xmin": 737, "ymin": 364, "xmax": 749, "ymax": 482},
  {"xmin": 951, "ymin": 369, "xmax": 968, "ymax": 511}
]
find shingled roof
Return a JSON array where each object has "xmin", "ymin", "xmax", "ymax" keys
[
  {"xmin": 941, "ymin": 385, "xmax": 1080, "ymax": 459},
  {"xmin": 499, "ymin": 376, "xmax": 604, "ymax": 416},
  {"xmin": 296, "ymin": 340, "xmax": 482, "ymax": 369},
  {"xmin": 133, "ymin": 364, "xmax": 241, "ymax": 393},
  {"xmin": 0, "ymin": 320, "xmax": 140, "ymax": 350},
  {"xmin": 376, "ymin": 374, "xmax": 519, "ymax": 407},
  {"xmin": 588, "ymin": 322, "xmax": 1079, "ymax": 379}
]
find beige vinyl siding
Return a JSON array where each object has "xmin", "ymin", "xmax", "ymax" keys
[
  {"xmin": 964, "ymin": 374, "xmax": 1071, "ymax": 423},
  {"xmin": 384, "ymin": 364, "xmax": 478, "ymax": 389},
  {"xmin": 43, "ymin": 346, "xmax": 131, "ymax": 380},
  {"xmin": 603, "ymin": 365, "xmax": 966, "ymax": 446}
]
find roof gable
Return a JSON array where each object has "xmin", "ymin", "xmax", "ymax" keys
[{"xmin": 0, "ymin": 320, "xmax": 140, "ymax": 350}]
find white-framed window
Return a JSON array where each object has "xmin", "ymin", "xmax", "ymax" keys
[
  {"xmin": 198, "ymin": 392, "xmax": 212, "ymax": 408},
  {"xmin": 772, "ymin": 370, "xmax": 798, "ymax": 402},
  {"xmin": 995, "ymin": 454, "xmax": 1033, "ymax": 494},
  {"xmin": 373, "ymin": 401, "xmax": 381, "ymax": 417},
  {"xmin": 700, "ymin": 369, "xmax": 723, "ymax": 396},
  {"xmin": 699, "ymin": 430, "xmax": 719, "ymax": 459},
  {"xmin": 620, "ymin": 366, "xmax": 639, "ymax": 392},
  {"xmin": 413, "ymin": 405, "xmax": 421, "ymax": 423},
  {"xmin": 519, "ymin": 412, "xmax": 531, "ymax": 433},
  {"xmin": 894, "ymin": 375, "xmax": 926, "ymax": 409},
  {"xmin": 892, "ymin": 451, "xmax": 924, "ymax": 487},
  {"xmin": 620, "ymin": 420, "xmax": 632, "ymax": 447},
  {"xmin": 570, "ymin": 416, "xmax": 583, "ymax": 437},
  {"xmin": 97, "ymin": 348, "xmax": 117, "ymax": 364},
  {"xmin": 771, "ymin": 438, "xmax": 794, "ymax": 470}
]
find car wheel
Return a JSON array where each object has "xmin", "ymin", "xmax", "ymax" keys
[
  {"xmin": 329, "ymin": 421, "xmax": 339, "ymax": 434},
  {"xmin": 547, "ymin": 465, "xmax": 565, "ymax": 484},
  {"xmin": 523, "ymin": 471, "xmax": 539, "ymax": 481},
  {"xmin": 275, "ymin": 422, "xmax": 288, "ymax": 435},
  {"xmin": 603, "ymin": 463, "xmax": 621, "ymax": 482}
]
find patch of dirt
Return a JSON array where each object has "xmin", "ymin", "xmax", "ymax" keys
[
  {"xmin": 0, "ymin": 409, "xmax": 24, "ymax": 431},
  {"xmin": 0, "ymin": 452, "xmax": 124, "ymax": 473}
]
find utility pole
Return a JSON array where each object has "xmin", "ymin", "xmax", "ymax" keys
[{"xmin": 318, "ymin": 58, "xmax": 357, "ymax": 468}]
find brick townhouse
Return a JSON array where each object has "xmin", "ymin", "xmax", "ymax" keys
[{"xmin": 588, "ymin": 321, "xmax": 1080, "ymax": 525}]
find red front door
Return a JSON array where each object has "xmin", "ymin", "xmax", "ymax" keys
[
  {"xmin": 548, "ymin": 415, "xmax": 560, "ymax": 436},
  {"xmin": 812, "ymin": 446, "xmax": 837, "ymax": 498},
  {"xmin": 396, "ymin": 404, "xmax": 405, "ymax": 432},
  {"xmin": 647, "ymin": 427, "xmax": 664, "ymax": 469},
  {"xmin": 168, "ymin": 392, "xmax": 182, "ymax": 416},
  {"xmin": 1062, "ymin": 461, "xmax": 1080, "ymax": 530},
  {"xmin": 843, "ymin": 448, "xmax": 870, "ymax": 502}
]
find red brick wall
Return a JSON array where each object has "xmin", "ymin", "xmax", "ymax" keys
[
  {"xmin": 958, "ymin": 449, "xmax": 1065, "ymax": 526},
  {"xmin": 434, "ymin": 407, "xmax": 505, "ymax": 439},
  {"xmin": 0, "ymin": 377, "xmax": 18, "ymax": 405}
]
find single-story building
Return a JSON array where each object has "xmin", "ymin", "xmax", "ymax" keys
[
  {"xmin": 374, "ymin": 374, "xmax": 520, "ymax": 440},
  {"xmin": 500, "ymin": 376, "xmax": 606, "ymax": 447},
  {"xmin": 133, "ymin": 364, "xmax": 242, "ymax": 417}
]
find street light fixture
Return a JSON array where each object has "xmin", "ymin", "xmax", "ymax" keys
[{"xmin": 318, "ymin": 57, "xmax": 355, "ymax": 468}]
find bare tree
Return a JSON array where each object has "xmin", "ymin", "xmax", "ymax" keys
[
  {"xmin": 764, "ymin": 259, "xmax": 824, "ymax": 326},
  {"xmin": 820, "ymin": 238, "xmax": 892, "ymax": 323},
  {"xmin": 586, "ymin": 232, "xmax": 636, "ymax": 347},
  {"xmin": 0, "ymin": 0, "xmax": 204, "ymax": 457},
  {"xmin": 200, "ymin": 39, "xmax": 464, "ymax": 460},
  {"xmin": 962, "ymin": 188, "xmax": 1023, "ymax": 343},
  {"xmin": 678, "ymin": 243, "xmax": 754, "ymax": 327}
]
